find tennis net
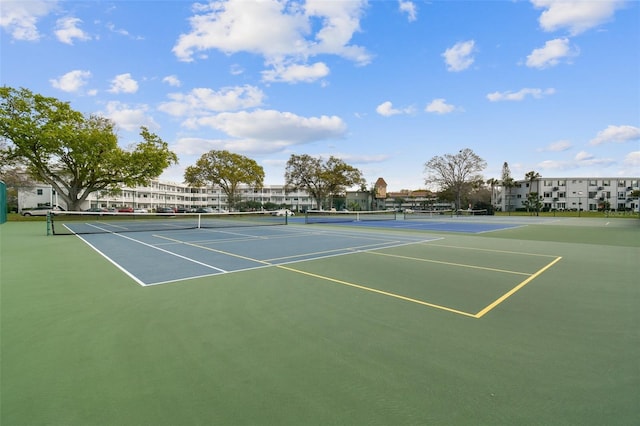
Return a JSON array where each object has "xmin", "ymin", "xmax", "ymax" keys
[
  {"xmin": 48, "ymin": 210, "xmax": 287, "ymax": 235},
  {"xmin": 403, "ymin": 209, "xmax": 454, "ymax": 219},
  {"xmin": 456, "ymin": 209, "xmax": 489, "ymax": 216},
  {"xmin": 305, "ymin": 210, "xmax": 397, "ymax": 224}
]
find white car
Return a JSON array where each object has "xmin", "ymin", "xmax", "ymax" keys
[
  {"xmin": 272, "ymin": 209, "xmax": 295, "ymax": 216},
  {"xmin": 21, "ymin": 206, "xmax": 65, "ymax": 216}
]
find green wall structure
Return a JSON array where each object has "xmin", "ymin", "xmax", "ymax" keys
[{"xmin": 0, "ymin": 181, "xmax": 7, "ymax": 224}]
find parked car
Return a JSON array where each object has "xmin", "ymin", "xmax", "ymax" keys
[
  {"xmin": 21, "ymin": 206, "xmax": 65, "ymax": 216},
  {"xmin": 133, "ymin": 208, "xmax": 148, "ymax": 213},
  {"xmin": 195, "ymin": 207, "xmax": 215, "ymax": 213},
  {"xmin": 117, "ymin": 207, "xmax": 134, "ymax": 213},
  {"xmin": 271, "ymin": 209, "xmax": 295, "ymax": 217},
  {"xmin": 156, "ymin": 206, "xmax": 175, "ymax": 214},
  {"xmin": 85, "ymin": 207, "xmax": 109, "ymax": 213}
]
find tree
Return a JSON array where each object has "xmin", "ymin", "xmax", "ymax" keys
[
  {"xmin": 501, "ymin": 162, "xmax": 515, "ymax": 214},
  {"xmin": 0, "ymin": 87, "xmax": 178, "ymax": 211},
  {"xmin": 424, "ymin": 148, "xmax": 487, "ymax": 212},
  {"xmin": 486, "ymin": 178, "xmax": 499, "ymax": 211},
  {"xmin": 523, "ymin": 192, "xmax": 543, "ymax": 216},
  {"xmin": 184, "ymin": 150, "xmax": 264, "ymax": 210},
  {"xmin": 0, "ymin": 167, "xmax": 34, "ymax": 212},
  {"xmin": 524, "ymin": 170, "xmax": 541, "ymax": 213},
  {"xmin": 285, "ymin": 154, "xmax": 364, "ymax": 210},
  {"xmin": 631, "ymin": 189, "xmax": 640, "ymax": 217}
]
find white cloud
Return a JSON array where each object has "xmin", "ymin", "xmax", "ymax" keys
[
  {"xmin": 172, "ymin": 0, "xmax": 370, "ymax": 80},
  {"xmin": 172, "ymin": 137, "xmax": 272, "ymax": 156},
  {"xmin": 526, "ymin": 38, "xmax": 578, "ymax": 69},
  {"xmin": 538, "ymin": 150, "xmax": 616, "ymax": 171},
  {"xmin": 376, "ymin": 101, "xmax": 400, "ymax": 117},
  {"xmin": 0, "ymin": 0, "xmax": 56, "ymax": 41},
  {"xmin": 425, "ymin": 98, "xmax": 457, "ymax": 115},
  {"xmin": 574, "ymin": 150, "xmax": 615, "ymax": 167},
  {"xmin": 487, "ymin": 87, "xmax": 555, "ymax": 102},
  {"xmin": 623, "ymin": 151, "xmax": 640, "ymax": 167},
  {"xmin": 172, "ymin": 110, "xmax": 347, "ymax": 156},
  {"xmin": 537, "ymin": 159, "xmax": 568, "ymax": 170},
  {"xmin": 398, "ymin": 1, "xmax": 417, "ymax": 22},
  {"xmin": 105, "ymin": 22, "xmax": 143, "ymax": 40},
  {"xmin": 442, "ymin": 40, "xmax": 475, "ymax": 72},
  {"xmin": 575, "ymin": 150, "xmax": 593, "ymax": 161},
  {"xmin": 192, "ymin": 109, "xmax": 347, "ymax": 143},
  {"xmin": 50, "ymin": 70, "xmax": 92, "ymax": 93},
  {"xmin": 541, "ymin": 140, "xmax": 572, "ymax": 152},
  {"xmin": 158, "ymin": 86, "xmax": 265, "ymax": 117},
  {"xmin": 531, "ymin": 0, "xmax": 625, "ymax": 35},
  {"xmin": 589, "ymin": 125, "xmax": 640, "ymax": 145},
  {"xmin": 54, "ymin": 17, "xmax": 90, "ymax": 45},
  {"xmin": 100, "ymin": 101, "xmax": 159, "ymax": 132},
  {"xmin": 108, "ymin": 73, "xmax": 139, "ymax": 94},
  {"xmin": 230, "ymin": 64, "xmax": 244, "ymax": 75},
  {"xmin": 376, "ymin": 101, "xmax": 414, "ymax": 117},
  {"xmin": 335, "ymin": 153, "xmax": 390, "ymax": 164},
  {"xmin": 162, "ymin": 75, "xmax": 182, "ymax": 87},
  {"xmin": 262, "ymin": 62, "xmax": 330, "ymax": 83}
]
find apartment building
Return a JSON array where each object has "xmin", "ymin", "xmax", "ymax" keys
[
  {"xmin": 18, "ymin": 180, "xmax": 316, "ymax": 213},
  {"xmin": 495, "ymin": 177, "xmax": 640, "ymax": 212},
  {"xmin": 18, "ymin": 176, "xmax": 640, "ymax": 214}
]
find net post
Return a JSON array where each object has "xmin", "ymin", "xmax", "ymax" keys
[
  {"xmin": 46, "ymin": 212, "xmax": 52, "ymax": 235},
  {"xmin": 197, "ymin": 213, "xmax": 201, "ymax": 229}
]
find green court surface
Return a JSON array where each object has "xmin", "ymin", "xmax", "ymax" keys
[{"xmin": 1, "ymin": 218, "xmax": 639, "ymax": 425}]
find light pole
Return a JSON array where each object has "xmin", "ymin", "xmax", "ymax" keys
[{"xmin": 577, "ymin": 191, "xmax": 583, "ymax": 217}]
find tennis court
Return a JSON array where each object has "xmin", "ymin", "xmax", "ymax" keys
[{"xmin": 1, "ymin": 215, "xmax": 638, "ymax": 425}]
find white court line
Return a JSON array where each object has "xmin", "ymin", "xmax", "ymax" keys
[
  {"xmin": 75, "ymin": 224, "xmax": 228, "ymax": 286},
  {"xmin": 146, "ymin": 236, "xmax": 444, "ymax": 286},
  {"xmin": 74, "ymin": 223, "xmax": 442, "ymax": 287},
  {"xmin": 74, "ymin": 235, "xmax": 147, "ymax": 286}
]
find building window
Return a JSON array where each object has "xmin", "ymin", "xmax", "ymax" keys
[{"xmin": 37, "ymin": 189, "xmax": 43, "ymax": 195}]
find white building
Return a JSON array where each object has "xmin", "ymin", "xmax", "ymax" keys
[
  {"xmin": 18, "ymin": 176, "xmax": 640, "ymax": 214},
  {"xmin": 18, "ymin": 180, "xmax": 316, "ymax": 213},
  {"xmin": 495, "ymin": 177, "xmax": 640, "ymax": 212}
]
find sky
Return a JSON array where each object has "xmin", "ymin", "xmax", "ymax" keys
[{"xmin": 1, "ymin": 0, "xmax": 639, "ymax": 191}]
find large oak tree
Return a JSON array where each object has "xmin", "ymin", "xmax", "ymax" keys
[
  {"xmin": 285, "ymin": 154, "xmax": 364, "ymax": 209},
  {"xmin": 184, "ymin": 150, "xmax": 264, "ymax": 210},
  {"xmin": 0, "ymin": 87, "xmax": 178, "ymax": 211},
  {"xmin": 424, "ymin": 148, "xmax": 487, "ymax": 211}
]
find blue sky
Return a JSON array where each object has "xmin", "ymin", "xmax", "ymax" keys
[{"xmin": 1, "ymin": 0, "xmax": 638, "ymax": 190}]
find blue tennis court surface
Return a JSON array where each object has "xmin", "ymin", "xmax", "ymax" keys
[{"xmin": 78, "ymin": 225, "xmax": 440, "ymax": 286}]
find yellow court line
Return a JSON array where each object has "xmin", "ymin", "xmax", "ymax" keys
[
  {"xmin": 365, "ymin": 251, "xmax": 532, "ymax": 276},
  {"xmin": 423, "ymin": 243, "xmax": 560, "ymax": 258},
  {"xmin": 276, "ymin": 265, "xmax": 477, "ymax": 318},
  {"xmin": 264, "ymin": 241, "xmax": 403, "ymax": 262},
  {"xmin": 474, "ymin": 256, "xmax": 563, "ymax": 318}
]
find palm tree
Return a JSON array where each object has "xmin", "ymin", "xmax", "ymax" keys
[
  {"xmin": 486, "ymin": 178, "xmax": 499, "ymax": 212},
  {"xmin": 524, "ymin": 171, "xmax": 541, "ymax": 214},
  {"xmin": 501, "ymin": 162, "xmax": 514, "ymax": 215}
]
